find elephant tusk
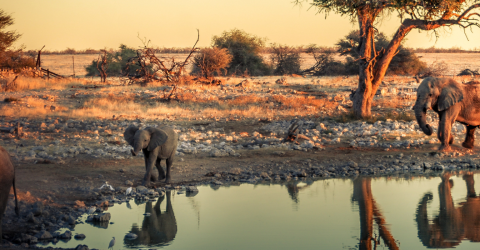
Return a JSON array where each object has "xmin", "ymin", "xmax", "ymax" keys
[{"xmin": 131, "ymin": 149, "xmax": 137, "ymax": 156}]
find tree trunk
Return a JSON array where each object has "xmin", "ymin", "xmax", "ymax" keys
[
  {"xmin": 352, "ymin": 15, "xmax": 416, "ymax": 118},
  {"xmin": 353, "ymin": 11, "xmax": 375, "ymax": 118}
]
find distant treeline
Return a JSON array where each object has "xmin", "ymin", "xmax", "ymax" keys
[
  {"xmin": 24, "ymin": 47, "xmax": 203, "ymax": 55},
  {"xmin": 24, "ymin": 45, "xmax": 480, "ymax": 55},
  {"xmin": 412, "ymin": 46, "xmax": 480, "ymax": 53}
]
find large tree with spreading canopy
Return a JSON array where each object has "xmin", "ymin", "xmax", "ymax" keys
[{"xmin": 296, "ymin": 0, "xmax": 480, "ymax": 118}]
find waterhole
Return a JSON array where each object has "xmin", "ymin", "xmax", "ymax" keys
[{"xmin": 40, "ymin": 172, "xmax": 480, "ymax": 249}]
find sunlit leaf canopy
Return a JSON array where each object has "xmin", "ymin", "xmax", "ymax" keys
[{"xmin": 303, "ymin": 0, "xmax": 478, "ymax": 25}]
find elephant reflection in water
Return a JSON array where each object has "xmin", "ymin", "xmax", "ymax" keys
[
  {"xmin": 416, "ymin": 173, "xmax": 480, "ymax": 248},
  {"xmin": 352, "ymin": 178, "xmax": 399, "ymax": 250},
  {"xmin": 125, "ymin": 191, "xmax": 177, "ymax": 246}
]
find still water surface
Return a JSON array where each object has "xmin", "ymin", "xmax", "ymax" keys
[{"xmin": 42, "ymin": 172, "xmax": 480, "ymax": 249}]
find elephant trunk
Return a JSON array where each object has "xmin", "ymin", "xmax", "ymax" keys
[
  {"xmin": 414, "ymin": 104, "xmax": 433, "ymax": 136},
  {"xmin": 132, "ymin": 143, "xmax": 142, "ymax": 156}
]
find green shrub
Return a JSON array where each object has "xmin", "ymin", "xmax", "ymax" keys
[
  {"xmin": 270, "ymin": 44, "xmax": 302, "ymax": 75},
  {"xmin": 85, "ymin": 44, "xmax": 141, "ymax": 77},
  {"xmin": 212, "ymin": 29, "xmax": 271, "ymax": 76}
]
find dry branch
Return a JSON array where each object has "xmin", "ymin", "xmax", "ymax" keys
[
  {"xmin": 125, "ymin": 30, "xmax": 200, "ymax": 84},
  {"xmin": 96, "ymin": 50, "xmax": 108, "ymax": 83}
]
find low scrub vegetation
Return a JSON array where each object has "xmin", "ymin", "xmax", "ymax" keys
[
  {"xmin": 192, "ymin": 47, "xmax": 232, "ymax": 78},
  {"xmin": 85, "ymin": 44, "xmax": 140, "ymax": 77},
  {"xmin": 417, "ymin": 60, "xmax": 450, "ymax": 78},
  {"xmin": 270, "ymin": 44, "xmax": 302, "ymax": 75}
]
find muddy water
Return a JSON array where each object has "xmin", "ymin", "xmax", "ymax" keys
[{"xmin": 40, "ymin": 172, "xmax": 480, "ymax": 249}]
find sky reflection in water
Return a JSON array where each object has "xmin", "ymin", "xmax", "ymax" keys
[{"xmin": 41, "ymin": 172, "xmax": 480, "ymax": 249}]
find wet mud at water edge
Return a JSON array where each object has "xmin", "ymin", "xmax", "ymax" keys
[{"xmin": 32, "ymin": 171, "xmax": 480, "ymax": 250}]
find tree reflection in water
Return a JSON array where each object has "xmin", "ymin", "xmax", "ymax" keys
[
  {"xmin": 352, "ymin": 177, "xmax": 399, "ymax": 250},
  {"xmin": 124, "ymin": 191, "xmax": 177, "ymax": 247},
  {"xmin": 416, "ymin": 173, "xmax": 480, "ymax": 248}
]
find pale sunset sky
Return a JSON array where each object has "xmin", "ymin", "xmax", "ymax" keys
[{"xmin": 3, "ymin": 0, "xmax": 480, "ymax": 51}]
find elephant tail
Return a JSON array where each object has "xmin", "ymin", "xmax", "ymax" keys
[{"xmin": 13, "ymin": 173, "xmax": 19, "ymax": 216}]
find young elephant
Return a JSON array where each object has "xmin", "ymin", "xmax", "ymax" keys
[
  {"xmin": 0, "ymin": 146, "xmax": 19, "ymax": 240},
  {"xmin": 124, "ymin": 125, "xmax": 178, "ymax": 185}
]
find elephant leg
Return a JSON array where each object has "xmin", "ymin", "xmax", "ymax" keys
[
  {"xmin": 464, "ymin": 174, "xmax": 477, "ymax": 198},
  {"xmin": 437, "ymin": 109, "xmax": 459, "ymax": 151},
  {"xmin": 0, "ymin": 182, "xmax": 11, "ymax": 240},
  {"xmin": 156, "ymin": 158, "xmax": 166, "ymax": 180},
  {"xmin": 0, "ymin": 193, "xmax": 8, "ymax": 240},
  {"xmin": 150, "ymin": 174, "xmax": 157, "ymax": 182},
  {"xmin": 165, "ymin": 157, "xmax": 174, "ymax": 183},
  {"xmin": 142, "ymin": 149, "xmax": 155, "ymax": 186},
  {"xmin": 145, "ymin": 153, "xmax": 157, "ymax": 181},
  {"xmin": 462, "ymin": 125, "xmax": 476, "ymax": 149}
]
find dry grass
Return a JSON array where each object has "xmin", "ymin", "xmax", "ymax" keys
[
  {"xmin": 0, "ymin": 96, "xmax": 69, "ymax": 117},
  {"xmin": 68, "ymin": 92, "xmax": 338, "ymax": 121},
  {"xmin": 270, "ymin": 95, "xmax": 337, "ymax": 110},
  {"xmin": 0, "ymin": 73, "xmax": 347, "ymax": 121},
  {"xmin": 373, "ymin": 96, "xmax": 412, "ymax": 109},
  {"xmin": 0, "ymin": 75, "xmax": 88, "ymax": 92}
]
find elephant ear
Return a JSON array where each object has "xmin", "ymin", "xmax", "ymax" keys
[
  {"xmin": 145, "ymin": 127, "xmax": 168, "ymax": 151},
  {"xmin": 438, "ymin": 84, "xmax": 463, "ymax": 111},
  {"xmin": 124, "ymin": 125, "xmax": 139, "ymax": 147}
]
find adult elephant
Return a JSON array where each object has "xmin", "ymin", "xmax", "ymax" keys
[
  {"xmin": 413, "ymin": 77, "xmax": 480, "ymax": 151},
  {"xmin": 124, "ymin": 125, "xmax": 178, "ymax": 185},
  {"xmin": 0, "ymin": 146, "xmax": 19, "ymax": 239},
  {"xmin": 416, "ymin": 173, "xmax": 480, "ymax": 248},
  {"xmin": 124, "ymin": 191, "xmax": 177, "ymax": 247}
]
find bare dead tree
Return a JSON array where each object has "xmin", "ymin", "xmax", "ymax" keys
[
  {"xmin": 125, "ymin": 30, "xmax": 200, "ymax": 84},
  {"xmin": 96, "ymin": 50, "xmax": 108, "ymax": 83}
]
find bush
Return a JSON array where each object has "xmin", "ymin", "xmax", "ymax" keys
[
  {"xmin": 302, "ymin": 46, "xmax": 348, "ymax": 76},
  {"xmin": 85, "ymin": 44, "xmax": 140, "ymax": 77},
  {"xmin": 192, "ymin": 47, "xmax": 232, "ymax": 78},
  {"xmin": 418, "ymin": 60, "xmax": 449, "ymax": 77},
  {"xmin": 212, "ymin": 29, "xmax": 271, "ymax": 76},
  {"xmin": 270, "ymin": 44, "xmax": 302, "ymax": 75},
  {"xmin": 0, "ymin": 49, "xmax": 35, "ymax": 72}
]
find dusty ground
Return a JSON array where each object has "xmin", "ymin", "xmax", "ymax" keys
[{"xmin": 1, "ymin": 69, "xmax": 480, "ymax": 249}]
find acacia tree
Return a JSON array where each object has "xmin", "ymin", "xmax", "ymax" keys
[
  {"xmin": 297, "ymin": 0, "xmax": 480, "ymax": 118},
  {"xmin": 0, "ymin": 10, "xmax": 20, "ymax": 53}
]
